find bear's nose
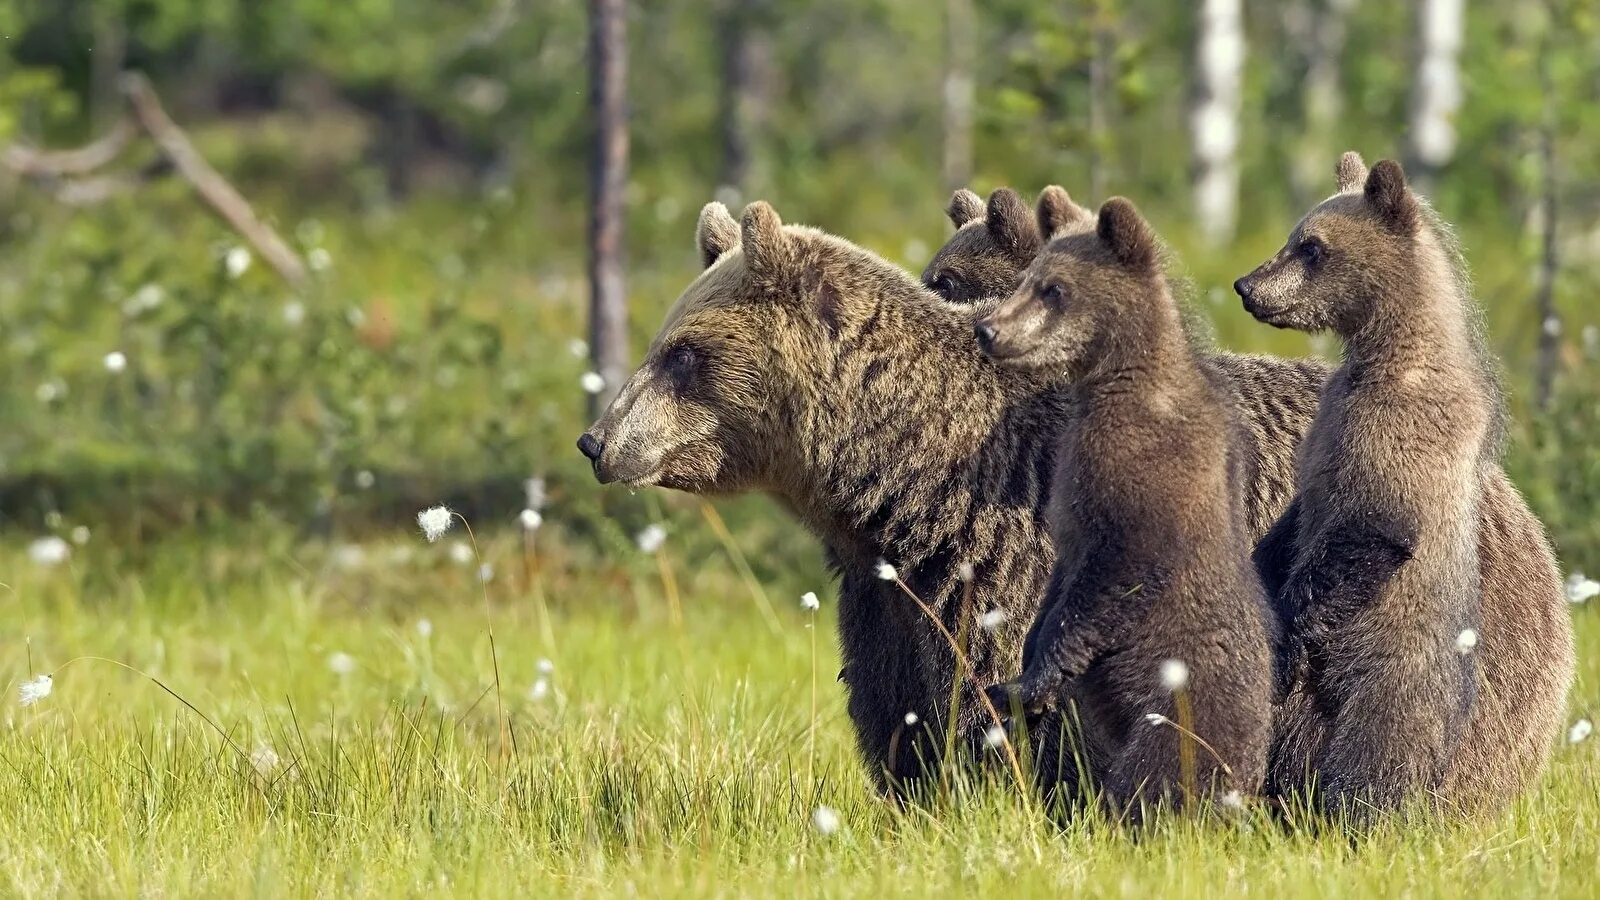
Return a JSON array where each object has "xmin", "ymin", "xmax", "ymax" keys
[
  {"xmin": 974, "ymin": 320, "xmax": 998, "ymax": 352},
  {"xmin": 1233, "ymin": 276, "xmax": 1254, "ymax": 300},
  {"xmin": 577, "ymin": 433, "xmax": 604, "ymax": 462}
]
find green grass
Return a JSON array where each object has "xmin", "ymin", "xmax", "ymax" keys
[{"xmin": 2, "ymin": 523, "xmax": 1597, "ymax": 898}]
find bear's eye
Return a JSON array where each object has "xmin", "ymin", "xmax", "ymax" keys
[
  {"xmin": 1298, "ymin": 239, "xmax": 1325, "ymax": 265},
  {"xmin": 663, "ymin": 344, "xmax": 699, "ymax": 387},
  {"xmin": 1040, "ymin": 283, "xmax": 1067, "ymax": 307},
  {"xmin": 930, "ymin": 272, "xmax": 960, "ymax": 298}
]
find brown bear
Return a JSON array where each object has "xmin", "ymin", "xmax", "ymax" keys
[
  {"xmin": 921, "ymin": 188, "xmax": 1045, "ymax": 304},
  {"xmin": 582, "ymin": 200, "xmax": 1069, "ymax": 794},
  {"xmin": 980, "ymin": 198, "xmax": 1275, "ymax": 818},
  {"xmin": 1237, "ymin": 153, "xmax": 1575, "ymax": 819}
]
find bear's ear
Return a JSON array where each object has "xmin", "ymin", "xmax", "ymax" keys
[
  {"xmin": 985, "ymin": 188, "xmax": 1042, "ymax": 257},
  {"xmin": 947, "ymin": 189, "xmax": 984, "ymax": 228},
  {"xmin": 1036, "ymin": 185, "xmax": 1094, "ymax": 239},
  {"xmin": 1363, "ymin": 159, "xmax": 1419, "ymax": 234},
  {"xmin": 740, "ymin": 201, "xmax": 791, "ymax": 275},
  {"xmin": 695, "ymin": 202, "xmax": 741, "ymax": 268},
  {"xmin": 1335, "ymin": 151, "xmax": 1368, "ymax": 194},
  {"xmin": 1096, "ymin": 197, "xmax": 1157, "ymax": 271}
]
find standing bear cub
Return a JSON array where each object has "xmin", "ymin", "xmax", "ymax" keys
[
  {"xmin": 1237, "ymin": 153, "xmax": 1559, "ymax": 819},
  {"xmin": 980, "ymin": 198, "xmax": 1276, "ymax": 816}
]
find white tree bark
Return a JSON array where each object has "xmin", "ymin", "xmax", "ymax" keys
[
  {"xmin": 942, "ymin": 0, "xmax": 975, "ymax": 192},
  {"xmin": 1408, "ymin": 0, "xmax": 1464, "ymax": 173},
  {"xmin": 1190, "ymin": 0, "xmax": 1245, "ymax": 245}
]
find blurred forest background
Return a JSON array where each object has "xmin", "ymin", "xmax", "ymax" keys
[{"xmin": 0, "ymin": 0, "xmax": 1597, "ymax": 570}]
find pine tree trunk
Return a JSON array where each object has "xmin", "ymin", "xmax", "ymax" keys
[
  {"xmin": 1534, "ymin": 24, "xmax": 1560, "ymax": 411},
  {"xmin": 942, "ymin": 0, "xmax": 976, "ymax": 192},
  {"xmin": 719, "ymin": 0, "xmax": 769, "ymax": 197},
  {"xmin": 588, "ymin": 0, "xmax": 629, "ymax": 415},
  {"xmin": 1406, "ymin": 0, "xmax": 1464, "ymax": 187},
  {"xmin": 1190, "ymin": 0, "xmax": 1244, "ymax": 246}
]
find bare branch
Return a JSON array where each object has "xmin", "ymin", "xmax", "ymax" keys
[{"xmin": 1, "ymin": 118, "xmax": 136, "ymax": 178}]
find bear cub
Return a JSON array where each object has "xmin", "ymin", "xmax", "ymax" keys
[
  {"xmin": 1238, "ymin": 154, "xmax": 1494, "ymax": 819},
  {"xmin": 979, "ymin": 197, "xmax": 1275, "ymax": 816}
]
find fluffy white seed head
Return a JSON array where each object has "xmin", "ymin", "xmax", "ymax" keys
[
  {"xmin": 28, "ymin": 536, "xmax": 70, "ymax": 567},
  {"xmin": 874, "ymin": 560, "xmax": 898, "ymax": 581},
  {"xmin": 18, "ymin": 674, "xmax": 52, "ymax": 707},
  {"xmin": 528, "ymin": 678, "xmax": 550, "ymax": 702},
  {"xmin": 567, "ymin": 338, "xmax": 589, "ymax": 359},
  {"xmin": 416, "ymin": 506, "xmax": 454, "ymax": 542},
  {"xmin": 810, "ymin": 805, "xmax": 840, "ymax": 836},
  {"xmin": 1144, "ymin": 712, "xmax": 1170, "ymax": 727},
  {"xmin": 416, "ymin": 618, "xmax": 433, "ymax": 639},
  {"xmin": 636, "ymin": 524, "xmax": 666, "ymax": 554},
  {"xmin": 580, "ymin": 371, "xmax": 606, "ymax": 395},
  {"xmin": 1570, "ymin": 718, "xmax": 1593, "ymax": 744},
  {"xmin": 250, "ymin": 744, "xmax": 281, "ymax": 775},
  {"xmin": 283, "ymin": 301, "xmax": 306, "ymax": 327},
  {"xmin": 519, "ymin": 508, "xmax": 543, "ymax": 531},
  {"xmin": 904, "ymin": 711, "xmax": 919, "ymax": 726},
  {"xmin": 537, "ymin": 658, "xmax": 555, "ymax": 675},
  {"xmin": 1566, "ymin": 573, "xmax": 1599, "ymax": 605},
  {"xmin": 224, "ymin": 246, "xmax": 252, "ymax": 279},
  {"xmin": 355, "ymin": 470, "xmax": 376, "ymax": 490},
  {"xmin": 978, "ymin": 609, "xmax": 1006, "ymax": 632},
  {"xmin": 957, "ymin": 562, "xmax": 975, "ymax": 583},
  {"xmin": 69, "ymin": 526, "xmax": 90, "ymax": 546},
  {"xmin": 1454, "ymin": 628, "xmax": 1478, "ymax": 654},
  {"xmin": 448, "ymin": 541, "xmax": 474, "ymax": 565},
  {"xmin": 103, "ymin": 351, "xmax": 127, "ymax": 373},
  {"xmin": 800, "ymin": 591, "xmax": 820, "ymax": 612},
  {"xmin": 983, "ymin": 725, "xmax": 1007, "ymax": 749},
  {"xmin": 307, "ymin": 247, "xmax": 333, "ymax": 272},
  {"xmin": 1220, "ymin": 789, "xmax": 1245, "ymax": 810},
  {"xmin": 1159, "ymin": 658, "xmax": 1190, "ymax": 692},
  {"xmin": 327, "ymin": 652, "xmax": 356, "ymax": 675}
]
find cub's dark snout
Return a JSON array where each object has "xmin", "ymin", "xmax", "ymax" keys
[
  {"xmin": 577, "ymin": 433, "xmax": 604, "ymax": 462},
  {"xmin": 1233, "ymin": 276, "xmax": 1255, "ymax": 301},
  {"xmin": 974, "ymin": 320, "xmax": 998, "ymax": 354}
]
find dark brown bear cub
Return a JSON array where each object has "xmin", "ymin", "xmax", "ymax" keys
[
  {"xmin": 1237, "ymin": 154, "xmax": 1498, "ymax": 820},
  {"xmin": 980, "ymin": 198, "xmax": 1275, "ymax": 817}
]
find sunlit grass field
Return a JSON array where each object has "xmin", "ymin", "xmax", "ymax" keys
[{"xmin": 2, "ymin": 518, "xmax": 1596, "ymax": 897}]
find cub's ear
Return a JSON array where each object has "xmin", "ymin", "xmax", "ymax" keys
[
  {"xmin": 740, "ymin": 201, "xmax": 790, "ymax": 275},
  {"xmin": 1335, "ymin": 151, "xmax": 1368, "ymax": 194},
  {"xmin": 985, "ymin": 188, "xmax": 1042, "ymax": 257},
  {"xmin": 1364, "ymin": 159, "xmax": 1419, "ymax": 234},
  {"xmin": 1096, "ymin": 197, "xmax": 1157, "ymax": 271},
  {"xmin": 947, "ymin": 189, "xmax": 984, "ymax": 228},
  {"xmin": 696, "ymin": 201, "xmax": 741, "ymax": 268},
  {"xmin": 1036, "ymin": 185, "xmax": 1094, "ymax": 239}
]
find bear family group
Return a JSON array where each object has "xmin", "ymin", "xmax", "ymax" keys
[{"xmin": 578, "ymin": 151, "xmax": 1575, "ymax": 828}]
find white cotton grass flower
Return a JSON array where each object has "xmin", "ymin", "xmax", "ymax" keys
[
  {"xmin": 567, "ymin": 338, "xmax": 589, "ymax": 359},
  {"xmin": 417, "ymin": 505, "xmax": 454, "ymax": 542},
  {"xmin": 307, "ymin": 247, "xmax": 333, "ymax": 272},
  {"xmin": 1219, "ymin": 789, "xmax": 1245, "ymax": 810},
  {"xmin": 1144, "ymin": 713, "xmax": 1170, "ymax": 727},
  {"xmin": 449, "ymin": 541, "xmax": 475, "ymax": 566},
  {"xmin": 1454, "ymin": 628, "xmax": 1479, "ymax": 655},
  {"xmin": 69, "ymin": 525, "xmax": 90, "ymax": 546},
  {"xmin": 250, "ymin": 744, "xmax": 281, "ymax": 776},
  {"xmin": 35, "ymin": 381, "xmax": 64, "ymax": 404},
  {"xmin": 28, "ymin": 536, "xmax": 70, "ymax": 567},
  {"xmin": 1568, "ymin": 714, "xmax": 1593, "ymax": 743},
  {"xmin": 1159, "ymin": 658, "xmax": 1190, "ymax": 692},
  {"xmin": 874, "ymin": 560, "xmax": 898, "ymax": 581},
  {"xmin": 957, "ymin": 562, "xmax": 975, "ymax": 583},
  {"xmin": 983, "ymin": 725, "xmax": 1008, "ymax": 749},
  {"xmin": 636, "ymin": 524, "xmax": 667, "ymax": 554},
  {"xmin": 103, "ymin": 351, "xmax": 127, "ymax": 373},
  {"xmin": 1566, "ymin": 572, "xmax": 1599, "ymax": 605},
  {"xmin": 810, "ymin": 805, "xmax": 841, "ymax": 836},
  {"xmin": 537, "ymin": 658, "xmax": 555, "ymax": 676},
  {"xmin": 18, "ymin": 674, "xmax": 52, "ymax": 707},
  {"xmin": 978, "ymin": 609, "xmax": 1006, "ymax": 632},
  {"xmin": 528, "ymin": 678, "xmax": 550, "ymax": 702},
  {"xmin": 327, "ymin": 652, "xmax": 356, "ymax": 676},
  {"xmin": 519, "ymin": 508, "xmax": 543, "ymax": 532},
  {"xmin": 801, "ymin": 591, "xmax": 821, "ymax": 612},
  {"xmin": 477, "ymin": 562, "xmax": 495, "ymax": 583},
  {"xmin": 283, "ymin": 301, "xmax": 306, "ymax": 327},
  {"xmin": 580, "ymin": 371, "xmax": 606, "ymax": 395},
  {"xmin": 416, "ymin": 618, "xmax": 433, "ymax": 639},
  {"xmin": 355, "ymin": 469, "xmax": 376, "ymax": 490},
  {"xmin": 904, "ymin": 711, "xmax": 919, "ymax": 726},
  {"xmin": 224, "ymin": 246, "xmax": 252, "ymax": 279}
]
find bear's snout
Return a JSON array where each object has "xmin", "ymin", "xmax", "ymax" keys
[
  {"xmin": 974, "ymin": 320, "xmax": 999, "ymax": 354},
  {"xmin": 577, "ymin": 432, "xmax": 604, "ymax": 462}
]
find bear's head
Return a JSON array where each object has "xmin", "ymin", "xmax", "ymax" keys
[
  {"xmin": 1233, "ymin": 152, "xmax": 1423, "ymax": 335},
  {"xmin": 921, "ymin": 188, "xmax": 1042, "ymax": 303},
  {"xmin": 578, "ymin": 200, "xmax": 943, "ymax": 494},
  {"xmin": 973, "ymin": 196, "xmax": 1161, "ymax": 377}
]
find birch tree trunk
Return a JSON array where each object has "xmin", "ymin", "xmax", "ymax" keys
[
  {"xmin": 942, "ymin": 0, "xmax": 976, "ymax": 192},
  {"xmin": 1406, "ymin": 0, "xmax": 1464, "ymax": 186},
  {"xmin": 719, "ymin": 0, "xmax": 769, "ymax": 197},
  {"xmin": 1534, "ymin": 20, "xmax": 1560, "ymax": 411},
  {"xmin": 1190, "ymin": 0, "xmax": 1244, "ymax": 246},
  {"xmin": 588, "ymin": 0, "xmax": 630, "ymax": 414},
  {"xmin": 1289, "ymin": 0, "xmax": 1356, "ymax": 204}
]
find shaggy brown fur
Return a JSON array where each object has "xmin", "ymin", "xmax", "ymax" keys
[
  {"xmin": 1238, "ymin": 153, "xmax": 1575, "ymax": 819},
  {"xmin": 921, "ymin": 188, "xmax": 1044, "ymax": 303},
  {"xmin": 581, "ymin": 201, "xmax": 1067, "ymax": 792},
  {"xmin": 981, "ymin": 199, "xmax": 1275, "ymax": 816}
]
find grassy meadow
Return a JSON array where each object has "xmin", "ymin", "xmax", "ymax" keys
[{"xmin": 2, "ymin": 517, "xmax": 1596, "ymax": 897}]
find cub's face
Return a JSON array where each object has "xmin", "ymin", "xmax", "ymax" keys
[
  {"xmin": 1235, "ymin": 153, "xmax": 1420, "ymax": 336},
  {"xmin": 921, "ymin": 188, "xmax": 1040, "ymax": 303},
  {"xmin": 973, "ymin": 197, "xmax": 1157, "ymax": 378}
]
